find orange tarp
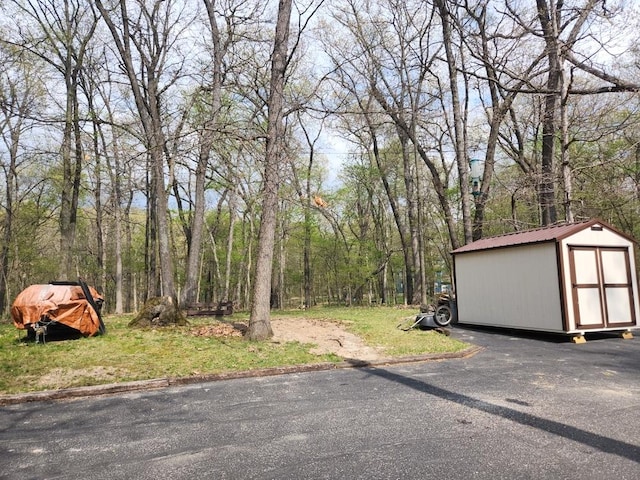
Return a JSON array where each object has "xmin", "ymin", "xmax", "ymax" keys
[{"xmin": 11, "ymin": 284, "xmax": 104, "ymax": 337}]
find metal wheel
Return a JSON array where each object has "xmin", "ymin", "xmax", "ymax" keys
[{"xmin": 434, "ymin": 304, "xmax": 452, "ymax": 327}]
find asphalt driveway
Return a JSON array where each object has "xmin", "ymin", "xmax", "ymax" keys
[{"xmin": 1, "ymin": 325, "xmax": 639, "ymax": 479}]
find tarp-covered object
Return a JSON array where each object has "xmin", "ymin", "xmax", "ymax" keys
[{"xmin": 11, "ymin": 282, "xmax": 105, "ymax": 337}]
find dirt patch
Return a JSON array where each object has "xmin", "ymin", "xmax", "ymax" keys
[
  {"xmin": 191, "ymin": 318, "xmax": 385, "ymax": 361},
  {"xmin": 270, "ymin": 318, "xmax": 384, "ymax": 361},
  {"xmin": 191, "ymin": 323, "xmax": 245, "ymax": 338},
  {"xmin": 36, "ymin": 366, "xmax": 126, "ymax": 390}
]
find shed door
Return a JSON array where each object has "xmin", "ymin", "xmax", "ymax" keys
[{"xmin": 570, "ymin": 246, "xmax": 636, "ymax": 329}]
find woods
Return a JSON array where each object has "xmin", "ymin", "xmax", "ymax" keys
[{"xmin": 0, "ymin": 0, "xmax": 639, "ymax": 331}]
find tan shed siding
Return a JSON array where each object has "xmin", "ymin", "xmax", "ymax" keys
[
  {"xmin": 562, "ymin": 224, "xmax": 633, "ymax": 247},
  {"xmin": 455, "ymin": 243, "xmax": 564, "ymax": 332}
]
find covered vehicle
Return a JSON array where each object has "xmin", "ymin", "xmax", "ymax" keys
[{"xmin": 11, "ymin": 280, "xmax": 105, "ymax": 341}]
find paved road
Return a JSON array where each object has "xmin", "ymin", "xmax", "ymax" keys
[{"xmin": 1, "ymin": 326, "xmax": 639, "ymax": 479}]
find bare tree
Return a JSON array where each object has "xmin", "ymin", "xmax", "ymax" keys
[
  {"xmin": 95, "ymin": 0, "xmax": 191, "ymax": 301},
  {"xmin": 511, "ymin": 0, "xmax": 640, "ymax": 225},
  {"xmin": 247, "ymin": 0, "xmax": 294, "ymax": 340},
  {"xmin": 433, "ymin": 0, "xmax": 474, "ymax": 243},
  {"xmin": 7, "ymin": 0, "xmax": 98, "ymax": 279},
  {"xmin": 324, "ymin": 0, "xmax": 459, "ymax": 305},
  {"xmin": 0, "ymin": 46, "xmax": 44, "ymax": 311},
  {"xmin": 90, "ymin": 58, "xmax": 130, "ymax": 313},
  {"xmin": 535, "ymin": 0, "xmax": 567, "ymax": 225},
  {"xmin": 462, "ymin": 2, "xmax": 546, "ymax": 238},
  {"xmin": 178, "ymin": 0, "xmax": 232, "ymax": 306},
  {"xmin": 288, "ymin": 110, "xmax": 327, "ymax": 309}
]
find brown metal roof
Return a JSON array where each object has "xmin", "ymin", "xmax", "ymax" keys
[{"xmin": 451, "ymin": 219, "xmax": 600, "ymax": 254}]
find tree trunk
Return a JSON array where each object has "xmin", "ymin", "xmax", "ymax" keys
[
  {"xmin": 239, "ymin": 213, "xmax": 254, "ymax": 310},
  {"xmin": 113, "ymin": 192, "xmax": 124, "ymax": 313},
  {"xmin": 536, "ymin": 0, "xmax": 561, "ymax": 226},
  {"xmin": 369, "ymin": 85, "xmax": 460, "ymax": 250},
  {"xmin": 180, "ymin": 138, "xmax": 208, "ymax": 306},
  {"xmin": 277, "ymin": 217, "xmax": 287, "ymax": 309},
  {"xmin": 300, "ymin": 123, "xmax": 318, "ymax": 310},
  {"xmin": 223, "ymin": 188, "xmax": 237, "ymax": 301},
  {"xmin": 560, "ymin": 67, "xmax": 573, "ymax": 223},
  {"xmin": 247, "ymin": 0, "xmax": 293, "ymax": 340},
  {"xmin": 149, "ymin": 94, "xmax": 176, "ymax": 301},
  {"xmin": 59, "ymin": 72, "xmax": 79, "ymax": 280},
  {"xmin": 181, "ymin": 0, "xmax": 227, "ymax": 306},
  {"xmin": 124, "ymin": 191, "xmax": 134, "ymax": 312},
  {"xmin": 145, "ymin": 169, "xmax": 159, "ymax": 299},
  {"xmin": 400, "ymin": 130, "xmax": 422, "ymax": 304},
  {"xmin": 96, "ymin": 0, "xmax": 177, "ymax": 301},
  {"xmin": 86, "ymin": 90, "xmax": 106, "ymax": 295},
  {"xmin": 0, "ymin": 99, "xmax": 21, "ymax": 313},
  {"xmin": 100, "ymin": 117, "xmax": 125, "ymax": 313},
  {"xmin": 366, "ymin": 123, "xmax": 414, "ymax": 303},
  {"xmin": 434, "ymin": 0, "xmax": 473, "ymax": 244},
  {"xmin": 303, "ymin": 198, "xmax": 312, "ymax": 309},
  {"xmin": 129, "ymin": 296, "xmax": 187, "ymax": 328}
]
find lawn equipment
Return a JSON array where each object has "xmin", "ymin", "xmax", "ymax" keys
[{"xmin": 397, "ymin": 293, "xmax": 454, "ymax": 331}]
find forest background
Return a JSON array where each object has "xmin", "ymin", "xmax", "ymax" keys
[{"xmin": 0, "ymin": 0, "xmax": 639, "ymax": 334}]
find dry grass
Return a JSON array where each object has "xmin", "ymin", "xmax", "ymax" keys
[{"xmin": 0, "ymin": 306, "xmax": 468, "ymax": 394}]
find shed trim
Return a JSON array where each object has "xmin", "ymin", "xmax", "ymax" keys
[
  {"xmin": 451, "ymin": 219, "xmax": 636, "ymax": 255},
  {"xmin": 556, "ymin": 240, "xmax": 569, "ymax": 332}
]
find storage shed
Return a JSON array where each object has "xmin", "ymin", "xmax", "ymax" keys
[{"xmin": 451, "ymin": 219, "xmax": 639, "ymax": 338}]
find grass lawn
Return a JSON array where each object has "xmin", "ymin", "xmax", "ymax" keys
[{"xmin": 0, "ymin": 306, "xmax": 469, "ymax": 395}]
